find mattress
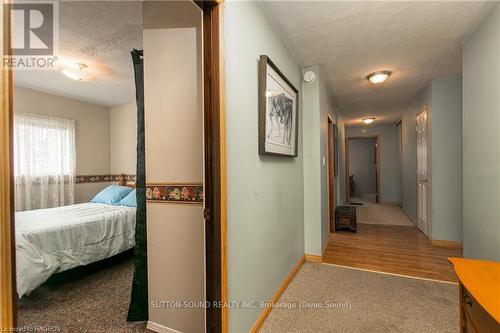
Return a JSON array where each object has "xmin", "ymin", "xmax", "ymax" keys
[{"xmin": 15, "ymin": 202, "xmax": 136, "ymax": 297}]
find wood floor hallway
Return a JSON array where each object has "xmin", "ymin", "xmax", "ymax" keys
[{"xmin": 325, "ymin": 205, "xmax": 462, "ymax": 283}]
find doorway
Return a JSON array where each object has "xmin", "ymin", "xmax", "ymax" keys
[
  {"xmin": 345, "ymin": 136, "xmax": 380, "ymax": 204},
  {"xmin": 416, "ymin": 108, "xmax": 429, "ymax": 236},
  {"xmin": 327, "ymin": 116, "xmax": 335, "ymax": 232},
  {"xmin": 0, "ymin": 1, "xmax": 226, "ymax": 332}
]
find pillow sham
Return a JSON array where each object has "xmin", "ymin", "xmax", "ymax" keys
[
  {"xmin": 91, "ymin": 185, "xmax": 133, "ymax": 205},
  {"xmin": 119, "ymin": 189, "xmax": 136, "ymax": 207}
]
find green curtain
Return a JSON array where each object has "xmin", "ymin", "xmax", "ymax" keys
[{"xmin": 127, "ymin": 49, "xmax": 148, "ymax": 321}]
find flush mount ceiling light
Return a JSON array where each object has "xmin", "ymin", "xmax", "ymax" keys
[
  {"xmin": 367, "ymin": 71, "xmax": 391, "ymax": 84},
  {"xmin": 362, "ymin": 117, "xmax": 375, "ymax": 124},
  {"xmin": 62, "ymin": 63, "xmax": 94, "ymax": 81}
]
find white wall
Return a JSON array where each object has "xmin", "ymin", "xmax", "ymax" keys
[
  {"xmin": 348, "ymin": 138, "xmax": 376, "ymax": 197},
  {"xmin": 13, "ymin": 85, "xmax": 111, "ymax": 203},
  {"xmin": 346, "ymin": 125, "xmax": 398, "ymax": 204},
  {"xmin": 110, "ymin": 102, "xmax": 137, "ymax": 175},
  {"xmin": 223, "ymin": 2, "xmax": 304, "ymax": 332},
  {"xmin": 462, "ymin": 3, "xmax": 500, "ymax": 261},
  {"xmin": 143, "ymin": 2, "xmax": 205, "ymax": 332}
]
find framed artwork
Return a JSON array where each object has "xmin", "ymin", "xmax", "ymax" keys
[
  {"xmin": 258, "ymin": 55, "xmax": 299, "ymax": 157},
  {"xmin": 333, "ymin": 123, "xmax": 339, "ymax": 176}
]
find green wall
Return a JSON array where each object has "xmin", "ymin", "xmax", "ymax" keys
[
  {"xmin": 463, "ymin": 3, "xmax": 500, "ymax": 260},
  {"xmin": 302, "ymin": 67, "xmax": 343, "ymax": 256},
  {"xmin": 223, "ymin": 2, "xmax": 305, "ymax": 332}
]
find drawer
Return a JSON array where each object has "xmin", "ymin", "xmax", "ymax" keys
[
  {"xmin": 463, "ymin": 289, "xmax": 499, "ymax": 333},
  {"xmin": 339, "ymin": 217, "xmax": 352, "ymax": 226}
]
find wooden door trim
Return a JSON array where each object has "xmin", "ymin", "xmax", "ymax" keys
[
  {"xmin": 345, "ymin": 138, "xmax": 350, "ymax": 203},
  {"xmin": 345, "ymin": 136, "xmax": 381, "ymax": 204},
  {"xmin": 327, "ymin": 116, "xmax": 335, "ymax": 232},
  {"xmin": 0, "ymin": 1, "xmax": 16, "ymax": 329},
  {"xmin": 202, "ymin": 2, "xmax": 227, "ymax": 333}
]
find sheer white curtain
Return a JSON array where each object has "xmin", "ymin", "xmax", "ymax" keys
[{"xmin": 14, "ymin": 113, "xmax": 76, "ymax": 211}]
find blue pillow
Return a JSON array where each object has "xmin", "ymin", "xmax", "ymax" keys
[
  {"xmin": 91, "ymin": 185, "xmax": 133, "ymax": 205},
  {"xmin": 119, "ymin": 189, "xmax": 136, "ymax": 207}
]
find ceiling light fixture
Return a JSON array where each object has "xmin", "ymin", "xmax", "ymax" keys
[
  {"xmin": 367, "ymin": 71, "xmax": 391, "ymax": 84},
  {"xmin": 362, "ymin": 117, "xmax": 375, "ymax": 124},
  {"xmin": 62, "ymin": 63, "xmax": 94, "ymax": 81}
]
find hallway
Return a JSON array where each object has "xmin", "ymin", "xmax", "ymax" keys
[
  {"xmin": 325, "ymin": 204, "xmax": 462, "ymax": 283},
  {"xmin": 349, "ymin": 198, "xmax": 413, "ymax": 226}
]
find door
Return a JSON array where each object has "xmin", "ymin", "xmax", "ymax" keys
[
  {"xmin": 374, "ymin": 139, "xmax": 379, "ymax": 203},
  {"xmin": 416, "ymin": 109, "xmax": 429, "ymax": 235},
  {"xmin": 327, "ymin": 117, "xmax": 335, "ymax": 232},
  {"xmin": 396, "ymin": 121, "xmax": 403, "ymax": 207}
]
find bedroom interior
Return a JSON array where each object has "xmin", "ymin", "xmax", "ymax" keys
[
  {"xmin": 4, "ymin": 1, "xmax": 500, "ymax": 333},
  {"xmin": 3, "ymin": 1, "xmax": 225, "ymax": 332},
  {"xmin": 12, "ymin": 1, "xmax": 144, "ymax": 330}
]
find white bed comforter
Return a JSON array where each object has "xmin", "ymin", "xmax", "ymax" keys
[{"xmin": 15, "ymin": 202, "xmax": 136, "ymax": 297}]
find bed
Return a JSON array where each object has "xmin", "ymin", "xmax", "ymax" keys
[{"xmin": 15, "ymin": 202, "xmax": 136, "ymax": 297}]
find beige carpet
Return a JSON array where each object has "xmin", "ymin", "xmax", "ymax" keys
[
  {"xmin": 349, "ymin": 198, "xmax": 414, "ymax": 226},
  {"xmin": 260, "ymin": 262, "xmax": 458, "ymax": 333},
  {"xmin": 17, "ymin": 251, "xmax": 150, "ymax": 333}
]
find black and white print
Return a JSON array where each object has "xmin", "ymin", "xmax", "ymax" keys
[{"xmin": 259, "ymin": 56, "xmax": 299, "ymax": 157}]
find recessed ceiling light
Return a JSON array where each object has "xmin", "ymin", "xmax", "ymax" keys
[
  {"xmin": 367, "ymin": 71, "xmax": 391, "ymax": 84},
  {"xmin": 62, "ymin": 63, "xmax": 94, "ymax": 81},
  {"xmin": 362, "ymin": 117, "xmax": 375, "ymax": 124}
]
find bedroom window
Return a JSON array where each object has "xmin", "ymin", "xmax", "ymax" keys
[{"xmin": 14, "ymin": 113, "xmax": 76, "ymax": 211}]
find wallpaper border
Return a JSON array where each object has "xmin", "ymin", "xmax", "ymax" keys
[
  {"xmin": 146, "ymin": 184, "xmax": 204, "ymax": 204},
  {"xmin": 75, "ymin": 174, "xmax": 136, "ymax": 184}
]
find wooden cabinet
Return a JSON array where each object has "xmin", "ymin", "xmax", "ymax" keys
[
  {"xmin": 449, "ymin": 258, "xmax": 500, "ymax": 333},
  {"xmin": 335, "ymin": 206, "xmax": 357, "ymax": 232}
]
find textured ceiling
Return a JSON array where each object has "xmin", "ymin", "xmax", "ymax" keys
[
  {"xmin": 14, "ymin": 1, "xmax": 142, "ymax": 106},
  {"xmin": 261, "ymin": 1, "xmax": 494, "ymax": 126}
]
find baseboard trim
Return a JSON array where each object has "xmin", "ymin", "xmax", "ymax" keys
[
  {"xmin": 304, "ymin": 254, "xmax": 322, "ymax": 263},
  {"xmin": 322, "ymin": 243, "xmax": 328, "ymax": 259},
  {"xmin": 147, "ymin": 321, "xmax": 184, "ymax": 333},
  {"xmin": 431, "ymin": 239, "xmax": 463, "ymax": 250},
  {"xmin": 249, "ymin": 255, "xmax": 305, "ymax": 333}
]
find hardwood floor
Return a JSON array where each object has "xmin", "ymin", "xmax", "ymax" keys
[{"xmin": 324, "ymin": 223, "xmax": 462, "ymax": 283}]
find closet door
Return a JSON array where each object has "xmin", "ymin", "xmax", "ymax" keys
[
  {"xmin": 396, "ymin": 121, "xmax": 403, "ymax": 207},
  {"xmin": 416, "ymin": 108, "xmax": 429, "ymax": 235}
]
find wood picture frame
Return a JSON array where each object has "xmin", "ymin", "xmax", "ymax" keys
[{"xmin": 258, "ymin": 55, "xmax": 299, "ymax": 157}]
